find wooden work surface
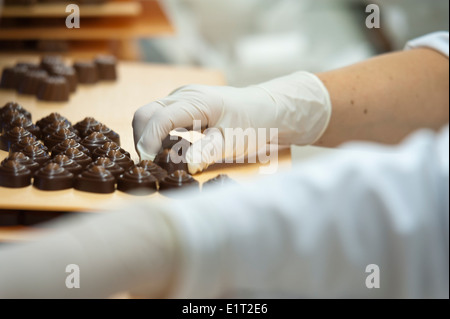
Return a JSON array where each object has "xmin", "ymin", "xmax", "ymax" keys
[{"xmin": 0, "ymin": 55, "xmax": 292, "ymax": 213}]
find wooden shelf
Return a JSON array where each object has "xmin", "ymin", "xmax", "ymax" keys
[{"xmin": 1, "ymin": 1, "xmax": 142, "ymax": 18}]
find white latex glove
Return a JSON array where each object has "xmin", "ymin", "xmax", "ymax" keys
[{"xmin": 133, "ymin": 71, "xmax": 332, "ymax": 174}]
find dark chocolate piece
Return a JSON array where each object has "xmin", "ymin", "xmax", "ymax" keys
[
  {"xmin": 11, "ymin": 136, "xmax": 48, "ymax": 153},
  {"xmin": 22, "ymin": 144, "xmax": 51, "ymax": 166},
  {"xmin": 74, "ymin": 165, "xmax": 115, "ymax": 194},
  {"xmin": 159, "ymin": 170, "xmax": 199, "ymax": 192},
  {"xmin": 22, "ymin": 211, "xmax": 69, "ymax": 226},
  {"xmin": 51, "ymin": 138, "xmax": 90, "ymax": 157},
  {"xmin": 45, "ymin": 128, "xmax": 80, "ymax": 149},
  {"xmin": 63, "ymin": 148, "xmax": 92, "ymax": 169},
  {"xmin": 0, "ymin": 211, "xmax": 20, "ymax": 227},
  {"xmin": 1, "ymin": 110, "xmax": 25, "ymax": 132},
  {"xmin": 18, "ymin": 69, "xmax": 48, "ymax": 95},
  {"xmin": 203, "ymin": 174, "xmax": 236, "ymax": 189},
  {"xmin": 80, "ymin": 132, "xmax": 111, "ymax": 154},
  {"xmin": 74, "ymin": 117, "xmax": 101, "ymax": 138},
  {"xmin": 1, "ymin": 127, "xmax": 35, "ymax": 152},
  {"xmin": 154, "ymin": 148, "xmax": 188, "ymax": 174},
  {"xmin": 73, "ymin": 61, "xmax": 99, "ymax": 84},
  {"xmin": 95, "ymin": 55, "xmax": 117, "ymax": 81},
  {"xmin": 1, "ymin": 102, "xmax": 31, "ymax": 119},
  {"xmin": 15, "ymin": 62, "xmax": 40, "ymax": 71},
  {"xmin": 0, "ymin": 160, "xmax": 32, "ymax": 188},
  {"xmin": 0, "ymin": 66, "xmax": 27, "ymax": 90},
  {"xmin": 86, "ymin": 123, "xmax": 120, "ymax": 145},
  {"xmin": 36, "ymin": 112, "xmax": 70, "ymax": 130},
  {"xmin": 33, "ymin": 163, "xmax": 73, "ymax": 191},
  {"xmin": 117, "ymin": 167, "xmax": 157, "ymax": 194},
  {"xmin": 8, "ymin": 116, "xmax": 41, "ymax": 138},
  {"xmin": 137, "ymin": 160, "xmax": 167, "ymax": 182},
  {"xmin": 40, "ymin": 55, "xmax": 64, "ymax": 73},
  {"xmin": 37, "ymin": 76, "xmax": 70, "ymax": 102},
  {"xmin": 88, "ymin": 157, "xmax": 124, "ymax": 179},
  {"xmin": 42, "ymin": 119, "xmax": 77, "ymax": 137},
  {"xmin": 50, "ymin": 65, "xmax": 77, "ymax": 92},
  {"xmin": 91, "ymin": 141, "xmax": 129, "ymax": 160},
  {"xmin": 48, "ymin": 155, "xmax": 83, "ymax": 176},
  {"xmin": 2, "ymin": 152, "xmax": 40, "ymax": 174},
  {"xmin": 104, "ymin": 149, "xmax": 134, "ymax": 170}
]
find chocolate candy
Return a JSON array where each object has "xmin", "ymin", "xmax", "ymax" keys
[
  {"xmin": 40, "ymin": 55, "xmax": 64, "ymax": 73},
  {"xmin": 0, "ymin": 127, "xmax": 35, "ymax": 152},
  {"xmin": 74, "ymin": 165, "xmax": 115, "ymax": 194},
  {"xmin": 91, "ymin": 141, "xmax": 129, "ymax": 160},
  {"xmin": 15, "ymin": 62, "xmax": 40, "ymax": 71},
  {"xmin": 1, "ymin": 102, "xmax": 31, "ymax": 121},
  {"xmin": 1, "ymin": 110, "xmax": 26, "ymax": 132},
  {"xmin": 8, "ymin": 116, "xmax": 41, "ymax": 138},
  {"xmin": 45, "ymin": 128, "xmax": 80, "ymax": 149},
  {"xmin": 86, "ymin": 123, "xmax": 120, "ymax": 145},
  {"xmin": 203, "ymin": 174, "xmax": 236, "ymax": 189},
  {"xmin": 0, "ymin": 160, "xmax": 32, "ymax": 188},
  {"xmin": 117, "ymin": 167, "xmax": 157, "ymax": 194},
  {"xmin": 137, "ymin": 160, "xmax": 167, "ymax": 181},
  {"xmin": 22, "ymin": 145, "xmax": 51, "ymax": 166},
  {"xmin": 88, "ymin": 157, "xmax": 124, "ymax": 179},
  {"xmin": 63, "ymin": 148, "xmax": 92, "ymax": 169},
  {"xmin": 95, "ymin": 55, "xmax": 117, "ymax": 81},
  {"xmin": 18, "ymin": 69, "xmax": 48, "ymax": 95},
  {"xmin": 154, "ymin": 149, "xmax": 188, "ymax": 174},
  {"xmin": 42, "ymin": 120, "xmax": 77, "ymax": 137},
  {"xmin": 74, "ymin": 117, "xmax": 101, "ymax": 138},
  {"xmin": 73, "ymin": 61, "xmax": 98, "ymax": 84},
  {"xmin": 2, "ymin": 152, "xmax": 40, "ymax": 174},
  {"xmin": 80, "ymin": 132, "xmax": 111, "ymax": 154},
  {"xmin": 0, "ymin": 66, "xmax": 27, "ymax": 90},
  {"xmin": 159, "ymin": 170, "xmax": 199, "ymax": 192},
  {"xmin": 51, "ymin": 138, "xmax": 90, "ymax": 157},
  {"xmin": 36, "ymin": 112, "xmax": 70, "ymax": 130},
  {"xmin": 37, "ymin": 76, "xmax": 70, "ymax": 102},
  {"xmin": 11, "ymin": 136, "xmax": 48, "ymax": 153},
  {"xmin": 48, "ymin": 155, "xmax": 83, "ymax": 176},
  {"xmin": 33, "ymin": 163, "xmax": 73, "ymax": 191},
  {"xmin": 50, "ymin": 65, "xmax": 77, "ymax": 93},
  {"xmin": 104, "ymin": 150, "xmax": 134, "ymax": 170}
]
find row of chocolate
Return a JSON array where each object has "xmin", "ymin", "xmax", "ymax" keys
[
  {"xmin": 0, "ymin": 55, "xmax": 117, "ymax": 102},
  {"xmin": 0, "ymin": 102, "xmax": 233, "ymax": 194}
]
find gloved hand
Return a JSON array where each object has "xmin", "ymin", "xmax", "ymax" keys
[{"xmin": 133, "ymin": 71, "xmax": 332, "ymax": 174}]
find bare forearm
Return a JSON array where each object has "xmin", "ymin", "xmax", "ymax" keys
[{"xmin": 315, "ymin": 48, "xmax": 449, "ymax": 147}]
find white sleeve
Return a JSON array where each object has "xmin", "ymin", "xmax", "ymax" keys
[
  {"xmin": 164, "ymin": 126, "xmax": 449, "ymax": 298},
  {"xmin": 405, "ymin": 31, "xmax": 449, "ymax": 58}
]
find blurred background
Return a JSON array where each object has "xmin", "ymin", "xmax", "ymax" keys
[{"xmin": 0, "ymin": 0, "xmax": 448, "ymax": 87}]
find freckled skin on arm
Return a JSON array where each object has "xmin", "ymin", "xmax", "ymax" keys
[{"xmin": 315, "ymin": 48, "xmax": 449, "ymax": 147}]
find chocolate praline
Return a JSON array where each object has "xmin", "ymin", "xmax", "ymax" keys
[
  {"xmin": 22, "ymin": 144, "xmax": 51, "ymax": 166},
  {"xmin": 1, "ymin": 102, "xmax": 31, "ymax": 118},
  {"xmin": 50, "ymin": 65, "xmax": 77, "ymax": 93},
  {"xmin": 42, "ymin": 119, "xmax": 77, "ymax": 137},
  {"xmin": 2, "ymin": 152, "xmax": 40, "ymax": 174},
  {"xmin": 47, "ymin": 154, "xmax": 83, "ymax": 176},
  {"xmin": 95, "ymin": 55, "xmax": 117, "ymax": 81},
  {"xmin": 0, "ymin": 66, "xmax": 28, "ymax": 90},
  {"xmin": 203, "ymin": 174, "xmax": 236, "ymax": 189},
  {"xmin": 154, "ymin": 148, "xmax": 188, "ymax": 174},
  {"xmin": 117, "ymin": 167, "xmax": 157, "ymax": 195},
  {"xmin": 88, "ymin": 157, "xmax": 124, "ymax": 179},
  {"xmin": 74, "ymin": 165, "xmax": 115, "ymax": 194},
  {"xmin": 63, "ymin": 148, "xmax": 92, "ymax": 169},
  {"xmin": 137, "ymin": 160, "xmax": 167, "ymax": 182},
  {"xmin": 86, "ymin": 123, "xmax": 120, "ymax": 145},
  {"xmin": 11, "ymin": 136, "xmax": 48, "ymax": 153},
  {"xmin": 0, "ymin": 160, "xmax": 32, "ymax": 188},
  {"xmin": 36, "ymin": 112, "xmax": 70, "ymax": 130},
  {"xmin": 80, "ymin": 132, "xmax": 111, "ymax": 154},
  {"xmin": 44, "ymin": 128, "xmax": 80, "ymax": 149},
  {"xmin": 92, "ymin": 141, "xmax": 130, "ymax": 160},
  {"xmin": 73, "ymin": 61, "xmax": 99, "ymax": 84},
  {"xmin": 18, "ymin": 69, "xmax": 48, "ymax": 95},
  {"xmin": 51, "ymin": 138, "xmax": 90, "ymax": 157},
  {"xmin": 104, "ymin": 150, "xmax": 134, "ymax": 170},
  {"xmin": 40, "ymin": 55, "xmax": 64, "ymax": 73},
  {"xmin": 1, "ymin": 110, "xmax": 25, "ymax": 132},
  {"xmin": 8, "ymin": 116, "xmax": 41, "ymax": 138},
  {"xmin": 1, "ymin": 127, "xmax": 35, "ymax": 152},
  {"xmin": 159, "ymin": 170, "xmax": 199, "ymax": 192},
  {"xmin": 33, "ymin": 163, "xmax": 73, "ymax": 191},
  {"xmin": 37, "ymin": 76, "xmax": 70, "ymax": 102},
  {"xmin": 74, "ymin": 117, "xmax": 101, "ymax": 138}
]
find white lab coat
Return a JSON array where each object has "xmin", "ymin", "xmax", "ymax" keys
[{"xmin": 0, "ymin": 32, "xmax": 448, "ymax": 299}]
